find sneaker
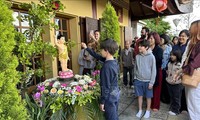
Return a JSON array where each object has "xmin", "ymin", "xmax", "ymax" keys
[
  {"xmin": 144, "ymin": 110, "xmax": 150, "ymax": 118},
  {"xmin": 181, "ymin": 110, "xmax": 188, "ymax": 114},
  {"xmin": 136, "ymin": 110, "xmax": 142, "ymax": 118},
  {"xmin": 130, "ymin": 85, "xmax": 134, "ymax": 89},
  {"xmin": 168, "ymin": 111, "xmax": 176, "ymax": 116}
]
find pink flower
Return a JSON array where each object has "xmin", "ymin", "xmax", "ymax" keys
[
  {"xmin": 68, "ymin": 90, "xmax": 72, "ymax": 93},
  {"xmin": 61, "ymin": 83, "xmax": 67, "ymax": 87},
  {"xmin": 96, "ymin": 70, "xmax": 100, "ymax": 74},
  {"xmin": 33, "ymin": 92, "xmax": 41, "ymax": 100},
  {"xmin": 92, "ymin": 72, "xmax": 96, "ymax": 76},
  {"xmin": 37, "ymin": 85, "xmax": 45, "ymax": 92},
  {"xmin": 75, "ymin": 86, "xmax": 82, "ymax": 92},
  {"xmin": 89, "ymin": 80, "xmax": 97, "ymax": 86}
]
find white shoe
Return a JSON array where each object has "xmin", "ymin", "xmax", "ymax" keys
[
  {"xmin": 143, "ymin": 110, "xmax": 150, "ymax": 118},
  {"xmin": 130, "ymin": 85, "xmax": 134, "ymax": 89},
  {"xmin": 136, "ymin": 110, "xmax": 142, "ymax": 118},
  {"xmin": 168, "ymin": 111, "xmax": 176, "ymax": 116}
]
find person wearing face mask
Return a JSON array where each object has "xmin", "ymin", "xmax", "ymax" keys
[{"xmin": 134, "ymin": 27, "xmax": 150, "ymax": 58}]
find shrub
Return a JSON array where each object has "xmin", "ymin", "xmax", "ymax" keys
[{"xmin": 0, "ymin": 0, "xmax": 28, "ymax": 119}]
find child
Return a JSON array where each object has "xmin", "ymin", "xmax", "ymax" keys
[
  {"xmin": 134, "ymin": 40, "xmax": 156, "ymax": 119},
  {"xmin": 78, "ymin": 39, "xmax": 96, "ymax": 75},
  {"xmin": 81, "ymin": 38, "xmax": 120, "ymax": 120},
  {"xmin": 54, "ymin": 34, "xmax": 69, "ymax": 71},
  {"xmin": 166, "ymin": 50, "xmax": 182, "ymax": 115}
]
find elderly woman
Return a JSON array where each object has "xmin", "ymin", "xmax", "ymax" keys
[
  {"xmin": 148, "ymin": 32, "xmax": 163, "ymax": 111},
  {"xmin": 175, "ymin": 20, "xmax": 200, "ymax": 120}
]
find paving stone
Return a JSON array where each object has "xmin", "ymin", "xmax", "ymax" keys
[{"xmin": 118, "ymin": 87, "xmax": 189, "ymax": 120}]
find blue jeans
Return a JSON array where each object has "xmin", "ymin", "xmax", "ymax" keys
[{"xmin": 104, "ymin": 89, "xmax": 120, "ymax": 120}]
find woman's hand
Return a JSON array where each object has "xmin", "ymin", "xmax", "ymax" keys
[{"xmin": 173, "ymin": 69, "xmax": 182, "ymax": 81}]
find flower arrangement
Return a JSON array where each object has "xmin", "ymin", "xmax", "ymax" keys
[
  {"xmin": 32, "ymin": 74, "xmax": 100, "ymax": 112},
  {"xmin": 25, "ymin": 71, "xmax": 104, "ymax": 120}
]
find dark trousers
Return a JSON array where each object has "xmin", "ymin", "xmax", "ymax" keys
[
  {"xmin": 161, "ymin": 69, "xmax": 170, "ymax": 104},
  {"xmin": 123, "ymin": 67, "xmax": 133, "ymax": 86},
  {"xmin": 167, "ymin": 83, "xmax": 183, "ymax": 114},
  {"xmin": 104, "ymin": 101, "xmax": 119, "ymax": 120}
]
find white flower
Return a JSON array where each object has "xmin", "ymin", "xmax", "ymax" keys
[
  {"xmin": 85, "ymin": 78, "xmax": 92, "ymax": 83},
  {"xmin": 74, "ymin": 74, "xmax": 82, "ymax": 79},
  {"xmin": 70, "ymin": 82, "xmax": 78, "ymax": 86},
  {"xmin": 44, "ymin": 82, "xmax": 49, "ymax": 86},
  {"xmin": 78, "ymin": 80, "xmax": 86, "ymax": 85},
  {"xmin": 52, "ymin": 81, "xmax": 60, "ymax": 88},
  {"xmin": 83, "ymin": 75, "xmax": 90, "ymax": 79}
]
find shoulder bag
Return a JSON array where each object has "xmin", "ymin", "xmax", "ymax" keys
[{"xmin": 182, "ymin": 45, "xmax": 200, "ymax": 88}]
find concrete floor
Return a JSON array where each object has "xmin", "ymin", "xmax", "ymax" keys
[{"xmin": 118, "ymin": 86, "xmax": 189, "ymax": 120}]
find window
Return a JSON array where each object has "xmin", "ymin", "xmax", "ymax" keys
[
  {"xmin": 13, "ymin": 9, "xmax": 44, "ymax": 85},
  {"xmin": 13, "ymin": 10, "xmax": 30, "ymax": 33},
  {"xmin": 55, "ymin": 17, "xmax": 70, "ymax": 40}
]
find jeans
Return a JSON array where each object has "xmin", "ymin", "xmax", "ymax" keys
[
  {"xmin": 104, "ymin": 88, "xmax": 120, "ymax": 120},
  {"xmin": 167, "ymin": 83, "xmax": 183, "ymax": 114},
  {"xmin": 123, "ymin": 66, "xmax": 133, "ymax": 86}
]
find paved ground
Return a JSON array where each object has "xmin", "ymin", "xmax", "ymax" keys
[{"xmin": 118, "ymin": 86, "xmax": 189, "ymax": 120}]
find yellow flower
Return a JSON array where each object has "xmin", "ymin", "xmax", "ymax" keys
[
  {"xmin": 75, "ymin": 92, "xmax": 81, "ymax": 95},
  {"xmin": 50, "ymin": 88, "xmax": 57, "ymax": 94},
  {"xmin": 43, "ymin": 90, "xmax": 49, "ymax": 94},
  {"xmin": 57, "ymin": 90, "xmax": 64, "ymax": 95}
]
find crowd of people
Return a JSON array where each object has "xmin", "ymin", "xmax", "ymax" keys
[{"xmin": 57, "ymin": 19, "xmax": 200, "ymax": 120}]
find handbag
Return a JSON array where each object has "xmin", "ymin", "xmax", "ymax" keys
[
  {"xmin": 182, "ymin": 69, "xmax": 200, "ymax": 87},
  {"xmin": 182, "ymin": 45, "xmax": 200, "ymax": 88}
]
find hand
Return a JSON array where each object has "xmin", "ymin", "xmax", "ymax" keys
[
  {"xmin": 81, "ymin": 42, "xmax": 87, "ymax": 49},
  {"xmin": 148, "ymin": 84, "xmax": 153, "ymax": 89},
  {"xmin": 173, "ymin": 69, "xmax": 182, "ymax": 81},
  {"xmin": 85, "ymin": 57, "xmax": 90, "ymax": 61},
  {"xmin": 99, "ymin": 104, "xmax": 105, "ymax": 112}
]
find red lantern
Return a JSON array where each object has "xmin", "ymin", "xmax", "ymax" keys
[
  {"xmin": 52, "ymin": 1, "xmax": 60, "ymax": 10},
  {"xmin": 152, "ymin": 0, "xmax": 168, "ymax": 13}
]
